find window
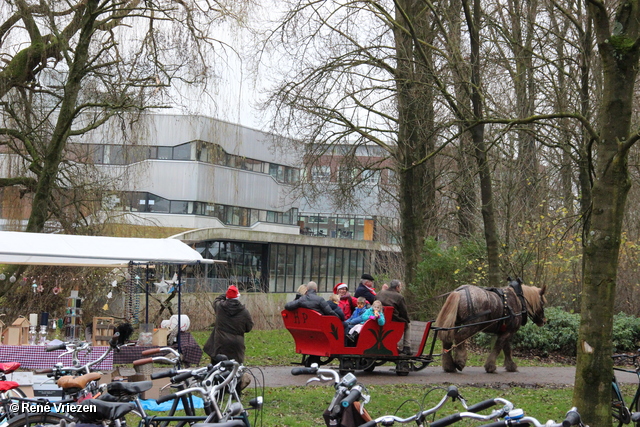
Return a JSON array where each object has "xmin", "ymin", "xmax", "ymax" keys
[
  {"xmin": 108, "ymin": 145, "xmax": 125, "ymax": 165},
  {"xmin": 362, "ymin": 170, "xmax": 379, "ymax": 185},
  {"xmin": 311, "ymin": 165, "xmax": 331, "ymax": 182},
  {"xmin": 269, "ymin": 164, "xmax": 279, "ymax": 179},
  {"xmin": 131, "ymin": 192, "xmax": 147, "ymax": 212},
  {"xmin": 158, "ymin": 147, "xmax": 172, "ymax": 160},
  {"xmin": 170, "ymin": 201, "xmax": 190, "ymax": 214},
  {"xmin": 173, "ymin": 143, "xmax": 192, "ymax": 160},
  {"xmin": 148, "ymin": 194, "xmax": 170, "ymax": 213},
  {"xmin": 90, "ymin": 145, "xmax": 104, "ymax": 164},
  {"xmin": 250, "ymin": 209, "xmax": 259, "ymax": 225},
  {"xmin": 338, "ymin": 166, "xmax": 355, "ymax": 183}
]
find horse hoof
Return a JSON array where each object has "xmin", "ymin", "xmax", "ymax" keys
[
  {"xmin": 484, "ymin": 365, "xmax": 496, "ymax": 373},
  {"xmin": 454, "ymin": 363, "xmax": 465, "ymax": 371},
  {"xmin": 443, "ymin": 366, "xmax": 457, "ymax": 373},
  {"xmin": 505, "ymin": 364, "xmax": 518, "ymax": 372}
]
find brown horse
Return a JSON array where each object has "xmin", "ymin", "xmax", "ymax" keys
[{"xmin": 434, "ymin": 278, "xmax": 546, "ymax": 373}]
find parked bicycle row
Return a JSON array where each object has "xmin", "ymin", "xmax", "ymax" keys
[
  {"xmin": 8, "ymin": 331, "xmax": 640, "ymax": 426},
  {"xmin": 0, "ymin": 330, "xmax": 263, "ymax": 427},
  {"xmin": 291, "ymin": 364, "xmax": 587, "ymax": 427}
]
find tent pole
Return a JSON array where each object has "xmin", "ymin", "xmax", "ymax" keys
[
  {"xmin": 177, "ymin": 266, "xmax": 182, "ymax": 354},
  {"xmin": 145, "ymin": 264, "xmax": 150, "ymax": 325}
]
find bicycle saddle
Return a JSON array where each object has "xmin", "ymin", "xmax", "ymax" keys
[
  {"xmin": 107, "ymin": 380, "xmax": 153, "ymax": 396},
  {"xmin": 74, "ymin": 399, "xmax": 137, "ymax": 423},
  {"xmin": 0, "ymin": 363, "xmax": 20, "ymax": 374},
  {"xmin": 57, "ymin": 372, "xmax": 102, "ymax": 390},
  {"xmin": 0, "ymin": 381, "xmax": 20, "ymax": 392}
]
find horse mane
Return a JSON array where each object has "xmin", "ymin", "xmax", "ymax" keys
[{"xmin": 521, "ymin": 285, "xmax": 543, "ymax": 313}]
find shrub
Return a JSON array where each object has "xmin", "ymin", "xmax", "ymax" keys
[{"xmin": 473, "ymin": 307, "xmax": 640, "ymax": 356}]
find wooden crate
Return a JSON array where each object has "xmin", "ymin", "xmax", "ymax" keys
[{"xmin": 92, "ymin": 317, "xmax": 115, "ymax": 346}]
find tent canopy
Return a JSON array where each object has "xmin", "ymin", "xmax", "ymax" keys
[{"xmin": 0, "ymin": 231, "xmax": 214, "ymax": 267}]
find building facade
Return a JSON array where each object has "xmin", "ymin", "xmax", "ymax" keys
[{"xmin": 0, "ymin": 114, "xmax": 399, "ymax": 292}]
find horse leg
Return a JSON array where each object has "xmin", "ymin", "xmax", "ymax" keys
[
  {"xmin": 441, "ymin": 340, "xmax": 457, "ymax": 373},
  {"xmin": 453, "ymin": 341, "xmax": 467, "ymax": 371},
  {"xmin": 503, "ymin": 340, "xmax": 518, "ymax": 372},
  {"xmin": 484, "ymin": 333, "xmax": 512, "ymax": 373}
]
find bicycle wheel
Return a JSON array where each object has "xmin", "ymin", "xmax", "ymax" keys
[
  {"xmin": 5, "ymin": 412, "xmax": 72, "ymax": 427},
  {"xmin": 634, "ymin": 392, "xmax": 640, "ymax": 427},
  {"xmin": 612, "ymin": 380, "xmax": 631, "ymax": 426}
]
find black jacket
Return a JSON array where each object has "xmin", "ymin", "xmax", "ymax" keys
[
  {"xmin": 328, "ymin": 301, "xmax": 346, "ymax": 321},
  {"xmin": 354, "ymin": 283, "xmax": 376, "ymax": 305},
  {"xmin": 284, "ymin": 290, "xmax": 337, "ymax": 317},
  {"xmin": 203, "ymin": 295, "xmax": 253, "ymax": 363}
]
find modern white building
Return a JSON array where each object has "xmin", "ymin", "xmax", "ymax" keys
[{"xmin": 1, "ymin": 113, "xmax": 399, "ymax": 293}]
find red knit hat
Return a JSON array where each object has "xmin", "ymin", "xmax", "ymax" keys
[
  {"xmin": 333, "ymin": 283, "xmax": 348, "ymax": 294},
  {"xmin": 226, "ymin": 285, "xmax": 240, "ymax": 299}
]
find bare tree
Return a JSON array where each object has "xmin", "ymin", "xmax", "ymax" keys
[
  {"xmin": 261, "ymin": 0, "xmax": 438, "ymax": 287},
  {"xmin": 572, "ymin": 1, "xmax": 640, "ymax": 424},
  {"xmin": 0, "ymin": 0, "xmax": 249, "ymax": 295}
]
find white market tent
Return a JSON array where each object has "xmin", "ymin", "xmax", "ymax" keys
[
  {"xmin": 0, "ymin": 231, "xmax": 215, "ymax": 349},
  {"xmin": 0, "ymin": 230, "xmax": 213, "ymax": 266}
]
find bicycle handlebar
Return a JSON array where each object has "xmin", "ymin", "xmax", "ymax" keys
[
  {"xmin": 340, "ymin": 386, "xmax": 362, "ymax": 408},
  {"xmin": 133, "ymin": 358, "xmax": 153, "ymax": 366},
  {"xmin": 151, "ymin": 369, "xmax": 177, "ymax": 380},
  {"xmin": 46, "ymin": 343, "xmax": 67, "ymax": 352},
  {"xmin": 291, "ymin": 367, "xmax": 317, "ymax": 376},
  {"xmin": 562, "ymin": 407, "xmax": 582, "ymax": 427},
  {"xmin": 466, "ymin": 398, "xmax": 500, "ymax": 413}
]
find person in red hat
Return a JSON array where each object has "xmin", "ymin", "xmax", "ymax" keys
[
  {"xmin": 203, "ymin": 285, "xmax": 253, "ymax": 364},
  {"xmin": 334, "ymin": 283, "xmax": 357, "ymax": 320}
]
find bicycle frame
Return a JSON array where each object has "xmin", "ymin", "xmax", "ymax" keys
[{"xmin": 613, "ymin": 364, "xmax": 640, "ymax": 425}]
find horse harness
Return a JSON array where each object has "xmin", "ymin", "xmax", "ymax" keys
[{"xmin": 460, "ymin": 282, "xmax": 528, "ymax": 332}]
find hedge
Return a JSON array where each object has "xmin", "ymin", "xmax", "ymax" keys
[{"xmin": 472, "ymin": 307, "xmax": 640, "ymax": 356}]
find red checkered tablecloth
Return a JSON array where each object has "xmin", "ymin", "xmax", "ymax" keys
[
  {"xmin": 0, "ymin": 345, "xmax": 113, "ymax": 371},
  {"xmin": 113, "ymin": 332, "xmax": 202, "ymax": 366}
]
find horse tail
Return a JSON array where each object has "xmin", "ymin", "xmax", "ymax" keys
[{"xmin": 435, "ymin": 291, "xmax": 461, "ymax": 343}]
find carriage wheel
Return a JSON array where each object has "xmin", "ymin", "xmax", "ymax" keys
[
  {"xmin": 357, "ymin": 358, "xmax": 376, "ymax": 372},
  {"xmin": 339, "ymin": 358, "xmax": 356, "ymax": 376},
  {"xmin": 304, "ymin": 355, "xmax": 333, "ymax": 367},
  {"xmin": 395, "ymin": 360, "xmax": 410, "ymax": 376}
]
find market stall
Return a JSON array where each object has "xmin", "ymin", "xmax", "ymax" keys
[{"xmin": 0, "ymin": 231, "xmax": 214, "ymax": 367}]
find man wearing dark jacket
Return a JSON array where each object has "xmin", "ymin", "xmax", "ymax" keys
[
  {"xmin": 203, "ymin": 285, "xmax": 254, "ymax": 363},
  {"xmin": 354, "ymin": 273, "xmax": 377, "ymax": 305},
  {"xmin": 376, "ymin": 279, "xmax": 412, "ymax": 355},
  {"xmin": 284, "ymin": 281, "xmax": 337, "ymax": 316}
]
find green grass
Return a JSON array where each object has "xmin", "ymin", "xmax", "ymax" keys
[
  {"xmin": 193, "ymin": 328, "xmax": 570, "ymax": 368},
  {"xmin": 255, "ymin": 384, "xmax": 575, "ymax": 426},
  {"xmin": 135, "ymin": 384, "xmax": 578, "ymax": 427},
  {"xmin": 149, "ymin": 330, "xmax": 626, "ymax": 426}
]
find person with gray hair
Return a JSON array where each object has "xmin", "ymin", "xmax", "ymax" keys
[
  {"xmin": 376, "ymin": 279, "xmax": 412, "ymax": 355},
  {"xmin": 284, "ymin": 281, "xmax": 338, "ymax": 317}
]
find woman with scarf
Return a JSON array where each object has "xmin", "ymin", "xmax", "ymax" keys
[
  {"xmin": 334, "ymin": 283, "xmax": 358, "ymax": 319},
  {"xmin": 354, "ymin": 273, "xmax": 377, "ymax": 305}
]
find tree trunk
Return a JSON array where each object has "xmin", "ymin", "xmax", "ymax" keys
[
  {"xmin": 573, "ymin": 3, "xmax": 640, "ymax": 424},
  {"xmin": 394, "ymin": 0, "xmax": 436, "ymax": 287},
  {"xmin": 25, "ymin": 1, "xmax": 97, "ymax": 233},
  {"xmin": 463, "ymin": 0, "xmax": 500, "ymax": 286}
]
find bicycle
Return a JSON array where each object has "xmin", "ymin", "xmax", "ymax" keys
[
  {"xmin": 152, "ymin": 358, "xmax": 262, "ymax": 427},
  {"xmin": 291, "ymin": 364, "xmax": 489, "ymax": 427},
  {"xmin": 612, "ymin": 351, "xmax": 640, "ymax": 426},
  {"xmin": 1, "ymin": 334, "xmax": 127, "ymax": 426}
]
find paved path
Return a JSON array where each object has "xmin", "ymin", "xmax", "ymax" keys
[{"xmin": 252, "ymin": 365, "xmax": 638, "ymax": 388}]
